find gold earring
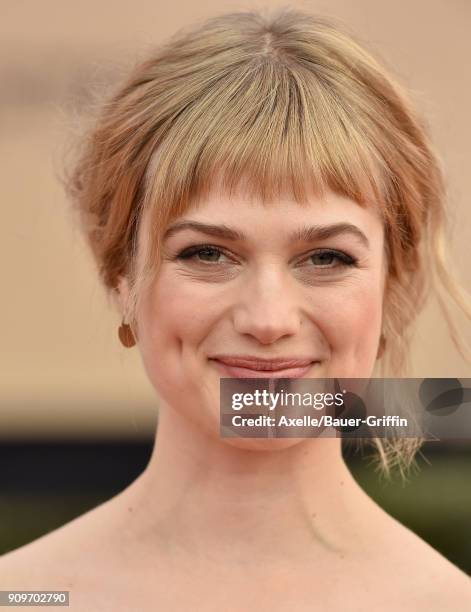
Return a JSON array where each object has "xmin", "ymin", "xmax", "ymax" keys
[{"xmin": 118, "ymin": 319, "xmax": 136, "ymax": 348}]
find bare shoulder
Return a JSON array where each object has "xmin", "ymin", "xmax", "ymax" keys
[
  {"xmin": 412, "ymin": 542, "xmax": 471, "ymax": 609},
  {"xmin": 375, "ymin": 512, "xmax": 471, "ymax": 608},
  {"xmin": 0, "ymin": 498, "xmax": 117, "ymax": 590},
  {"xmin": 0, "ymin": 498, "xmax": 132, "ymax": 612}
]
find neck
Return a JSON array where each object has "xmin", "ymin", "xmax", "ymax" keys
[{"xmin": 118, "ymin": 401, "xmax": 376, "ymax": 568}]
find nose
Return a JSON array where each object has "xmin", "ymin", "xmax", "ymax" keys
[{"xmin": 232, "ymin": 266, "xmax": 302, "ymax": 345}]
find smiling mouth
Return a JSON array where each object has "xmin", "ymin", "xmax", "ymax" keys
[{"xmin": 210, "ymin": 359, "xmax": 319, "ymax": 379}]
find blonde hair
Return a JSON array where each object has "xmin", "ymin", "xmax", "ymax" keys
[{"xmin": 63, "ymin": 8, "xmax": 471, "ymax": 478}]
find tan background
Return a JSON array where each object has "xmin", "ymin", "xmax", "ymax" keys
[{"xmin": 1, "ymin": 0, "xmax": 470, "ymax": 439}]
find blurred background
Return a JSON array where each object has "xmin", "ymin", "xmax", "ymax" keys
[{"xmin": 1, "ymin": 0, "xmax": 470, "ymax": 574}]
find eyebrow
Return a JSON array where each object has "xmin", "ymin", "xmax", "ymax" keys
[{"xmin": 163, "ymin": 220, "xmax": 370, "ymax": 249}]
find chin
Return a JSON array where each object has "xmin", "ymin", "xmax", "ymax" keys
[{"xmin": 221, "ymin": 436, "xmax": 308, "ymax": 452}]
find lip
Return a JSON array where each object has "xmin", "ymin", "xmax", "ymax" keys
[{"xmin": 209, "ymin": 355, "xmax": 318, "ymax": 379}]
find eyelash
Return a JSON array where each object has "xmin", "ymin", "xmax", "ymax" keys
[{"xmin": 175, "ymin": 244, "xmax": 359, "ymax": 269}]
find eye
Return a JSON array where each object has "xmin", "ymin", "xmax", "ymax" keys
[
  {"xmin": 175, "ymin": 245, "xmax": 231, "ymax": 264},
  {"xmin": 174, "ymin": 244, "xmax": 359, "ymax": 270},
  {"xmin": 303, "ymin": 249, "xmax": 358, "ymax": 269}
]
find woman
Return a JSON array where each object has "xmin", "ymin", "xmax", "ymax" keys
[{"xmin": 1, "ymin": 8, "xmax": 470, "ymax": 610}]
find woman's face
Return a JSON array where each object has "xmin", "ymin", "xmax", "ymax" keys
[{"xmin": 122, "ymin": 184, "xmax": 386, "ymax": 443}]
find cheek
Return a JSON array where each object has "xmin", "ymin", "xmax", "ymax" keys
[
  {"xmin": 141, "ymin": 273, "xmax": 210, "ymax": 348},
  {"xmin": 135, "ymin": 273, "xmax": 217, "ymax": 403},
  {"xmin": 314, "ymin": 280, "xmax": 383, "ymax": 371},
  {"xmin": 134, "ymin": 272, "xmax": 226, "ymax": 437}
]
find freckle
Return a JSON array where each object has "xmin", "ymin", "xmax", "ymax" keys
[
  {"xmin": 311, "ymin": 512, "xmax": 317, "ymax": 518},
  {"xmin": 128, "ymin": 507, "xmax": 133, "ymax": 512},
  {"xmin": 340, "ymin": 481, "xmax": 344, "ymax": 486}
]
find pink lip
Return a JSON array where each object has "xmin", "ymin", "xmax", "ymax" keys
[
  {"xmin": 210, "ymin": 357, "xmax": 317, "ymax": 379},
  {"xmin": 209, "ymin": 355, "xmax": 315, "ymax": 370}
]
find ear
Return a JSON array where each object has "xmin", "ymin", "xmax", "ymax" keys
[{"xmin": 113, "ymin": 276, "xmax": 130, "ymax": 319}]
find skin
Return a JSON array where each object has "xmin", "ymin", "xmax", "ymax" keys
[{"xmin": 1, "ymin": 183, "xmax": 470, "ymax": 610}]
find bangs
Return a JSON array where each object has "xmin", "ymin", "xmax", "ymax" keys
[{"xmin": 135, "ymin": 55, "xmax": 395, "ymax": 297}]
